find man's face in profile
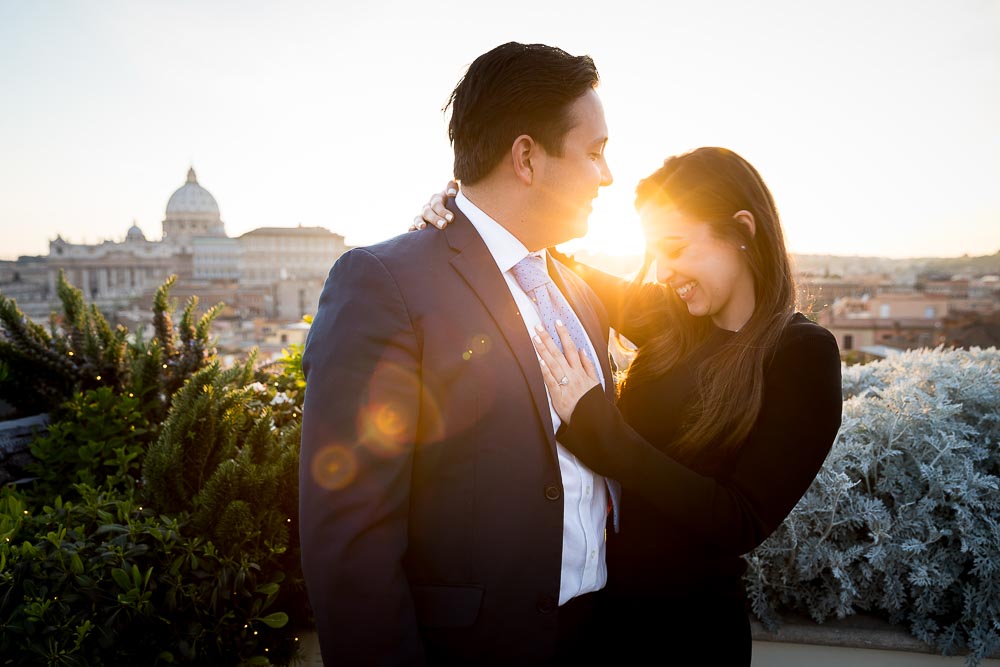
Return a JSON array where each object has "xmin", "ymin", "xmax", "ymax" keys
[{"xmin": 530, "ymin": 88, "xmax": 613, "ymax": 245}]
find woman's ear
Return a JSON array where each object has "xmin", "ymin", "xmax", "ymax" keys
[
  {"xmin": 733, "ymin": 210, "xmax": 756, "ymax": 239},
  {"xmin": 512, "ymin": 134, "xmax": 535, "ymax": 186}
]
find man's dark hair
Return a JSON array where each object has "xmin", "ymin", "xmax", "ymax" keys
[{"xmin": 445, "ymin": 42, "xmax": 599, "ymax": 185}]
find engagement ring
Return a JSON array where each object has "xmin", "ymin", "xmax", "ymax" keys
[{"xmin": 558, "ymin": 376, "xmax": 570, "ymax": 386}]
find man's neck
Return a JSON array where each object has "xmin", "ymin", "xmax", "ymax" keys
[{"xmin": 462, "ymin": 185, "xmax": 543, "ymax": 252}]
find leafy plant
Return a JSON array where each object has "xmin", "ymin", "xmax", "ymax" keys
[
  {"xmin": 144, "ymin": 354, "xmax": 301, "ymax": 563},
  {"xmin": 27, "ymin": 387, "xmax": 148, "ymax": 501},
  {"xmin": 1, "ymin": 278, "xmax": 308, "ymax": 665},
  {"xmin": 0, "ymin": 485, "xmax": 298, "ymax": 666},
  {"xmin": 257, "ymin": 315, "xmax": 309, "ymax": 431},
  {"xmin": 0, "ymin": 272, "xmax": 220, "ymax": 421},
  {"xmin": 141, "ymin": 352, "xmax": 309, "ymax": 657},
  {"xmin": 746, "ymin": 346, "xmax": 1000, "ymax": 665}
]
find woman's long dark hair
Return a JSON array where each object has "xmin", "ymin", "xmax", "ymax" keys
[{"xmin": 620, "ymin": 147, "xmax": 796, "ymax": 468}]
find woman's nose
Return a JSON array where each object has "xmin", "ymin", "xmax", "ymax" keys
[{"xmin": 655, "ymin": 259, "xmax": 674, "ymax": 285}]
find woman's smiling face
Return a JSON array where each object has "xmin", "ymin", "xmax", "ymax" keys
[{"xmin": 641, "ymin": 203, "xmax": 757, "ymax": 332}]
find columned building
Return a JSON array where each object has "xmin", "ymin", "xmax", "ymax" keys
[
  {"xmin": 4, "ymin": 168, "xmax": 350, "ymax": 322},
  {"xmin": 193, "ymin": 236, "xmax": 241, "ymax": 281},
  {"xmin": 45, "ymin": 224, "xmax": 175, "ymax": 301},
  {"xmin": 238, "ymin": 226, "xmax": 348, "ymax": 321},
  {"xmin": 238, "ymin": 226, "xmax": 347, "ymax": 286}
]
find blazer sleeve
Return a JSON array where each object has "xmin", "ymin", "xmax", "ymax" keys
[
  {"xmin": 557, "ymin": 329, "xmax": 843, "ymax": 555},
  {"xmin": 299, "ymin": 248, "xmax": 424, "ymax": 664}
]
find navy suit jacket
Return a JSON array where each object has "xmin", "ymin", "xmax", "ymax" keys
[{"xmin": 299, "ymin": 202, "xmax": 614, "ymax": 665}]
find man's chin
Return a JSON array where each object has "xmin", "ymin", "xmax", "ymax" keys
[
  {"xmin": 555, "ymin": 226, "xmax": 587, "ymax": 246},
  {"xmin": 544, "ymin": 215, "xmax": 589, "ymax": 246}
]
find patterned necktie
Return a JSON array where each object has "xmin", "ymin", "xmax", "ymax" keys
[
  {"xmin": 510, "ymin": 254, "xmax": 599, "ymax": 372},
  {"xmin": 510, "ymin": 253, "xmax": 621, "ymax": 531}
]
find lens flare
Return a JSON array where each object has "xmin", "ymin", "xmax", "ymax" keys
[
  {"xmin": 357, "ymin": 361, "xmax": 444, "ymax": 456},
  {"xmin": 463, "ymin": 333, "xmax": 493, "ymax": 360},
  {"xmin": 374, "ymin": 403, "xmax": 407, "ymax": 438},
  {"xmin": 358, "ymin": 398, "xmax": 412, "ymax": 458},
  {"xmin": 310, "ymin": 445, "xmax": 358, "ymax": 490}
]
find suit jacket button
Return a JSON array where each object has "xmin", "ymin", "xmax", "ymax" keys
[
  {"xmin": 536, "ymin": 594, "xmax": 557, "ymax": 614},
  {"xmin": 544, "ymin": 484, "xmax": 561, "ymax": 501}
]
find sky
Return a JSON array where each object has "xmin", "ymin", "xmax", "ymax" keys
[{"xmin": 1, "ymin": 0, "xmax": 998, "ymax": 261}]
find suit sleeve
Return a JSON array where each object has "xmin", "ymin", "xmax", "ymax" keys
[
  {"xmin": 557, "ymin": 329, "xmax": 843, "ymax": 554},
  {"xmin": 299, "ymin": 248, "xmax": 425, "ymax": 665}
]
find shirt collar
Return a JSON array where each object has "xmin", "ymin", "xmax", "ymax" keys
[{"xmin": 455, "ymin": 191, "xmax": 544, "ymax": 273}]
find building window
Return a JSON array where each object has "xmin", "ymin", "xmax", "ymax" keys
[
  {"xmin": 879, "ymin": 304, "xmax": 891, "ymax": 318},
  {"xmin": 844, "ymin": 334, "xmax": 853, "ymax": 350},
  {"xmin": 924, "ymin": 306, "xmax": 935, "ymax": 318}
]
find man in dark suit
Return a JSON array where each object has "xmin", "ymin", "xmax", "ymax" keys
[{"xmin": 299, "ymin": 42, "xmax": 616, "ymax": 665}]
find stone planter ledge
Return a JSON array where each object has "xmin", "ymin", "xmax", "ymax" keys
[{"xmin": 752, "ymin": 612, "xmax": 1000, "ymax": 662}]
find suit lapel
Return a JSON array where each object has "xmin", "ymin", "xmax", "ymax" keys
[{"xmin": 444, "ymin": 203, "xmax": 557, "ymax": 447}]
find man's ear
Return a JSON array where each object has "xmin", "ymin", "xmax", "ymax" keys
[
  {"xmin": 733, "ymin": 210, "xmax": 756, "ymax": 239},
  {"xmin": 512, "ymin": 134, "xmax": 535, "ymax": 186}
]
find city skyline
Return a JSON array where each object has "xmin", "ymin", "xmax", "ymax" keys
[{"xmin": 1, "ymin": 0, "xmax": 998, "ymax": 261}]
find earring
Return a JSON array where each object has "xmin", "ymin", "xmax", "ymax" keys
[{"xmin": 739, "ymin": 244, "xmax": 747, "ymax": 251}]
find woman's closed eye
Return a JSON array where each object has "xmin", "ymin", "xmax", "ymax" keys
[{"xmin": 655, "ymin": 240, "xmax": 687, "ymax": 259}]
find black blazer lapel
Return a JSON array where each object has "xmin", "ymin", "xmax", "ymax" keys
[{"xmin": 443, "ymin": 202, "xmax": 558, "ymax": 449}]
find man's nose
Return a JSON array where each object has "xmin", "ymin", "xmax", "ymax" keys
[{"xmin": 600, "ymin": 158, "xmax": 613, "ymax": 187}]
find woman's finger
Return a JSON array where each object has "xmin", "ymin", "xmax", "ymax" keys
[
  {"xmin": 430, "ymin": 192, "xmax": 454, "ymax": 224},
  {"xmin": 579, "ymin": 350, "xmax": 600, "ymax": 382},
  {"xmin": 420, "ymin": 203, "xmax": 449, "ymax": 229},
  {"xmin": 537, "ymin": 357, "xmax": 559, "ymax": 392},
  {"xmin": 533, "ymin": 325, "xmax": 575, "ymax": 368},
  {"xmin": 531, "ymin": 330, "xmax": 565, "ymax": 376},
  {"xmin": 553, "ymin": 321, "xmax": 580, "ymax": 369}
]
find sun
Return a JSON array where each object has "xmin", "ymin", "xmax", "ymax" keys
[{"xmin": 560, "ymin": 188, "xmax": 645, "ymax": 258}]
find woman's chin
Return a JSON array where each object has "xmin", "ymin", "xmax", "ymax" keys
[{"xmin": 685, "ymin": 303, "xmax": 706, "ymax": 318}]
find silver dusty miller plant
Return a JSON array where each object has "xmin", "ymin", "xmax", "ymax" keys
[{"xmin": 745, "ymin": 346, "xmax": 1000, "ymax": 665}]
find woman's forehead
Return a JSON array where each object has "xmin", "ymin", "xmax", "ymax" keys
[{"xmin": 640, "ymin": 204, "xmax": 701, "ymax": 242}]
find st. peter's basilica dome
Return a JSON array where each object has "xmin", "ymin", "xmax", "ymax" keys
[
  {"xmin": 166, "ymin": 167, "xmax": 220, "ymax": 216},
  {"xmin": 162, "ymin": 167, "xmax": 225, "ymax": 248}
]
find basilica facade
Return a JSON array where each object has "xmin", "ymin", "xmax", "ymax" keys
[{"xmin": 2, "ymin": 168, "xmax": 349, "ymax": 323}]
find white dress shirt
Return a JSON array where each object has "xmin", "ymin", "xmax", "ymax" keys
[{"xmin": 456, "ymin": 192, "xmax": 609, "ymax": 605}]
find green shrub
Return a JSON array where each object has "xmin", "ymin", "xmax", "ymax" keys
[
  {"xmin": 0, "ymin": 485, "xmax": 297, "ymax": 666},
  {"xmin": 144, "ymin": 355, "xmax": 302, "ymax": 569},
  {"xmin": 1, "ymin": 281, "xmax": 308, "ymax": 665},
  {"xmin": 0, "ymin": 273, "xmax": 220, "ymax": 421},
  {"xmin": 27, "ymin": 387, "xmax": 149, "ymax": 501},
  {"xmin": 746, "ymin": 346, "xmax": 1000, "ymax": 665}
]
